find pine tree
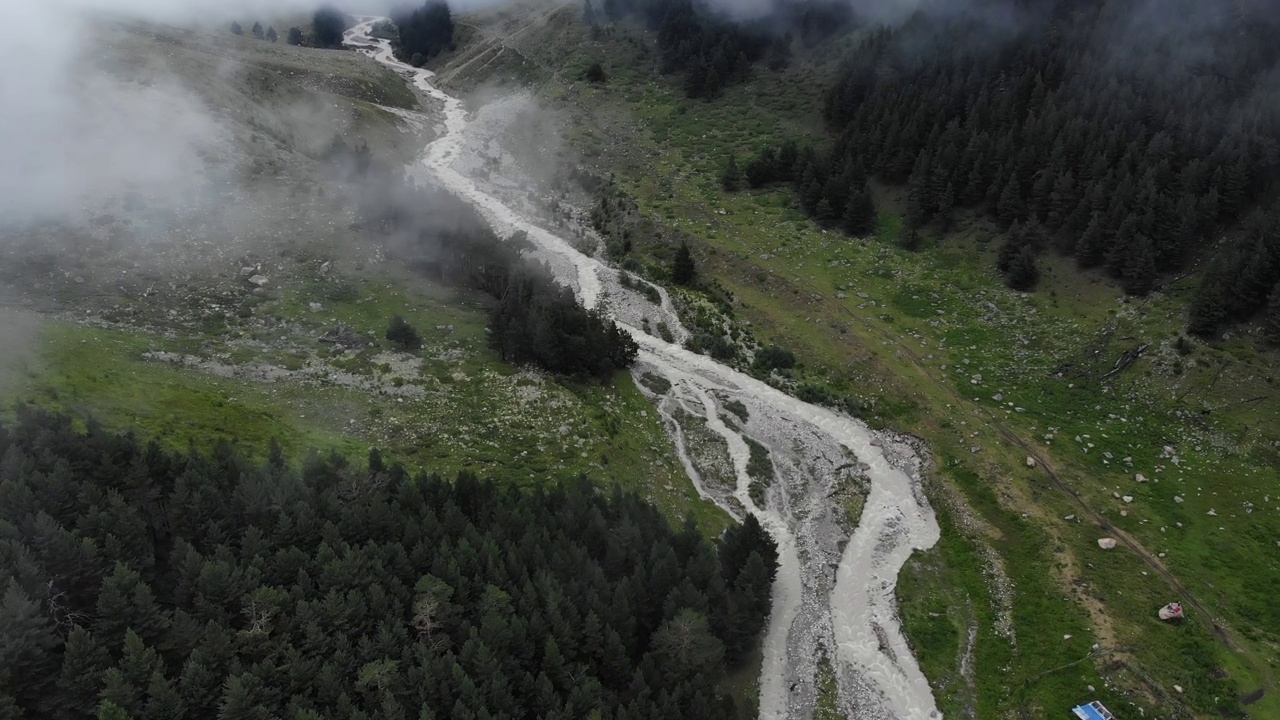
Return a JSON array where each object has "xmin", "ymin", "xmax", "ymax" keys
[
  {"xmin": 1075, "ymin": 212, "xmax": 1107, "ymax": 268},
  {"xmin": 100, "ymin": 669, "xmax": 140, "ymax": 717},
  {"xmin": 1005, "ymin": 246, "xmax": 1041, "ymax": 291},
  {"xmin": 843, "ymin": 184, "xmax": 876, "ymax": 236},
  {"xmin": 936, "ymin": 182, "xmax": 955, "ymax": 232},
  {"xmin": 1122, "ymin": 234, "xmax": 1157, "ymax": 296},
  {"xmin": 996, "ymin": 173, "xmax": 1025, "ymax": 226},
  {"xmin": 178, "ymin": 654, "xmax": 222, "ymax": 716},
  {"xmin": 672, "ymin": 242, "xmax": 696, "ymax": 286},
  {"xmin": 312, "ymin": 8, "xmax": 346, "ymax": 49},
  {"xmin": 119, "ymin": 631, "xmax": 163, "ymax": 696},
  {"xmin": 1228, "ymin": 237, "xmax": 1274, "ymax": 315},
  {"xmin": 900, "ymin": 224, "xmax": 922, "ymax": 251},
  {"xmin": 217, "ymin": 674, "xmax": 269, "ymax": 720},
  {"xmin": 1188, "ymin": 273, "xmax": 1229, "ymax": 338},
  {"xmin": 386, "ymin": 315, "xmax": 422, "ymax": 351},
  {"xmin": 287, "ymin": 27, "xmax": 304, "ymax": 45},
  {"xmin": 229, "ymin": 22, "xmax": 243, "ymax": 35},
  {"xmin": 265, "ymin": 26, "xmax": 278, "ymax": 42},
  {"xmin": 94, "ymin": 563, "xmax": 169, "ymax": 651},
  {"xmin": 56, "ymin": 627, "xmax": 112, "ymax": 719},
  {"xmin": 0, "ymin": 579, "xmax": 62, "ymax": 711},
  {"xmin": 703, "ymin": 68, "xmax": 721, "ymax": 98},
  {"xmin": 649, "ymin": 610, "xmax": 724, "ymax": 685},
  {"xmin": 996, "ymin": 222, "xmax": 1024, "ymax": 274},
  {"xmin": 143, "ymin": 672, "xmax": 185, "ymax": 720},
  {"xmin": 251, "ymin": 22, "xmax": 263, "ymax": 39},
  {"xmin": 720, "ymin": 156, "xmax": 745, "ymax": 191},
  {"xmin": 98, "ymin": 701, "xmax": 131, "ymax": 720}
]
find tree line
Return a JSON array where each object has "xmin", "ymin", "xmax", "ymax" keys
[
  {"xmin": 333, "ymin": 145, "xmax": 638, "ymax": 379},
  {"xmin": 0, "ymin": 408, "xmax": 778, "ymax": 719},
  {"xmin": 741, "ymin": 0, "xmax": 1280, "ymax": 329},
  {"xmin": 721, "ymin": 139, "xmax": 878, "ymax": 239},
  {"xmin": 229, "ymin": 21, "xmax": 278, "ymax": 43},
  {"xmin": 590, "ymin": 0, "xmax": 854, "ymax": 98}
]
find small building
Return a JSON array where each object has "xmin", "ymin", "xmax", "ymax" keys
[{"xmin": 1072, "ymin": 700, "xmax": 1115, "ymax": 720}]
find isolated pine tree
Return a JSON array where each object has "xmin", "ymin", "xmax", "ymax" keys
[
  {"xmin": 721, "ymin": 156, "xmax": 745, "ymax": 191},
  {"xmin": 673, "ymin": 242, "xmax": 696, "ymax": 286},
  {"xmin": 265, "ymin": 26, "xmax": 278, "ymax": 42},
  {"xmin": 900, "ymin": 224, "xmax": 922, "ymax": 251},
  {"xmin": 385, "ymin": 315, "xmax": 422, "ymax": 351},
  {"xmin": 251, "ymin": 22, "xmax": 263, "ymax": 38},
  {"xmin": 229, "ymin": 21, "xmax": 243, "ymax": 35},
  {"xmin": 1006, "ymin": 246, "xmax": 1041, "ymax": 291},
  {"xmin": 996, "ymin": 221, "xmax": 1024, "ymax": 273}
]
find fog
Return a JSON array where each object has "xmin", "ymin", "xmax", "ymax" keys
[{"xmin": 1, "ymin": 0, "xmax": 387, "ymax": 227}]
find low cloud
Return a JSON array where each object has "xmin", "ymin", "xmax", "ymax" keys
[{"xmin": 0, "ymin": 0, "xmax": 399, "ymax": 228}]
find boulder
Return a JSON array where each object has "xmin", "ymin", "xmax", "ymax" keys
[
  {"xmin": 308, "ymin": 302, "xmax": 323, "ymax": 313},
  {"xmin": 1026, "ymin": 456, "xmax": 1037, "ymax": 468},
  {"xmin": 247, "ymin": 274, "xmax": 269, "ymax": 287},
  {"xmin": 1097, "ymin": 538, "xmax": 1118, "ymax": 550},
  {"xmin": 1135, "ymin": 473, "xmax": 1148, "ymax": 483}
]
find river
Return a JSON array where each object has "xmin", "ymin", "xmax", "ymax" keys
[{"xmin": 345, "ymin": 18, "xmax": 943, "ymax": 720}]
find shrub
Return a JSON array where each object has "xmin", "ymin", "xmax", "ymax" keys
[
  {"xmin": 753, "ymin": 344, "xmax": 795, "ymax": 372},
  {"xmin": 585, "ymin": 61, "xmax": 608, "ymax": 83},
  {"xmin": 386, "ymin": 315, "xmax": 423, "ymax": 351}
]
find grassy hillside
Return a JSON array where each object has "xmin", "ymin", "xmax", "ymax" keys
[
  {"xmin": 433, "ymin": 3, "xmax": 1280, "ymax": 717},
  {"xmin": 0, "ymin": 18, "xmax": 728, "ymax": 536}
]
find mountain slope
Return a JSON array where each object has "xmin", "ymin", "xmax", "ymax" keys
[
  {"xmin": 0, "ymin": 16, "xmax": 723, "ymax": 532},
  {"xmin": 429, "ymin": 3, "xmax": 1280, "ymax": 717}
]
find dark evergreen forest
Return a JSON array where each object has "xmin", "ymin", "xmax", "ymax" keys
[
  {"xmin": 593, "ymin": 0, "xmax": 854, "ymax": 98},
  {"xmin": 391, "ymin": 2, "xmax": 454, "ymax": 66},
  {"xmin": 0, "ymin": 409, "xmax": 778, "ymax": 719},
  {"xmin": 325, "ymin": 142, "xmax": 638, "ymax": 379},
  {"xmin": 311, "ymin": 7, "xmax": 347, "ymax": 49},
  {"xmin": 729, "ymin": 0, "xmax": 1280, "ymax": 334}
]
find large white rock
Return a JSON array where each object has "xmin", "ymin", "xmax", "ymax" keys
[{"xmin": 1098, "ymin": 538, "xmax": 1118, "ymax": 550}]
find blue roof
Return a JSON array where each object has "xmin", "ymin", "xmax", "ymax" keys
[{"xmin": 1072, "ymin": 701, "xmax": 1114, "ymax": 720}]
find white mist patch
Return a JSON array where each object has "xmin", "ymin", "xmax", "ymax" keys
[
  {"xmin": 3, "ymin": 72, "xmax": 229, "ymax": 225},
  {"xmin": 346, "ymin": 17, "xmax": 943, "ymax": 719}
]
